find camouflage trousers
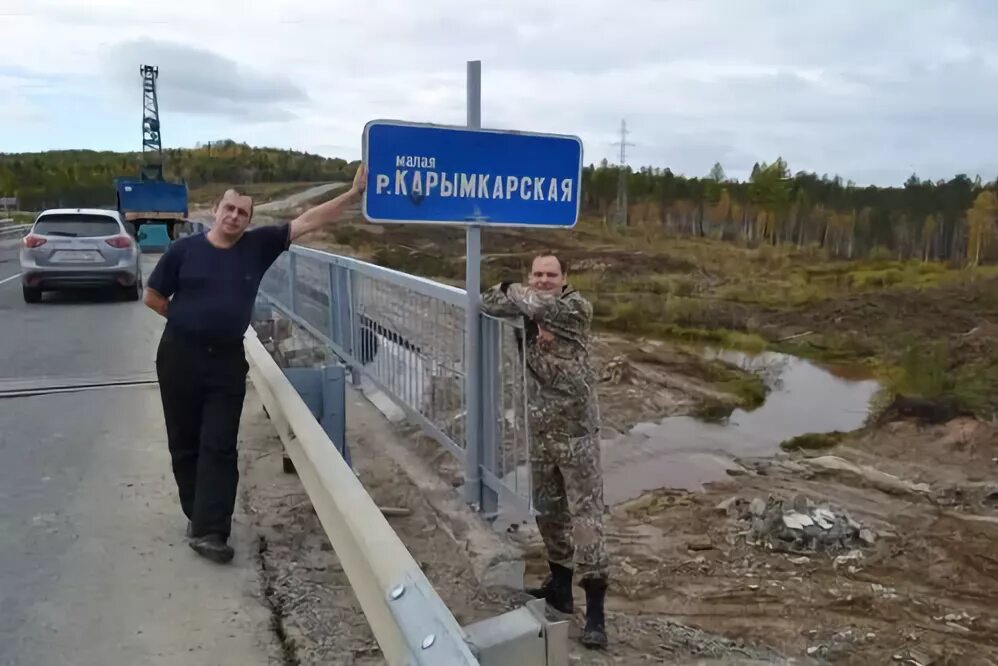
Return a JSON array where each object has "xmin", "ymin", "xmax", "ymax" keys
[{"xmin": 531, "ymin": 428, "xmax": 609, "ymax": 582}]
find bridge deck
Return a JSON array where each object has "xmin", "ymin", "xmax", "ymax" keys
[{"xmin": 0, "ymin": 245, "xmax": 278, "ymax": 665}]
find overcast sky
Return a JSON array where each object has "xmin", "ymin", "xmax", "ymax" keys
[{"xmin": 1, "ymin": 0, "xmax": 996, "ymax": 185}]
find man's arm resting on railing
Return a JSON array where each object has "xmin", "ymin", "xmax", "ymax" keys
[
  {"xmin": 481, "ymin": 282, "xmax": 526, "ymax": 318},
  {"xmin": 482, "ymin": 282, "xmax": 571, "ymax": 320},
  {"xmin": 289, "ymin": 165, "xmax": 367, "ymax": 242}
]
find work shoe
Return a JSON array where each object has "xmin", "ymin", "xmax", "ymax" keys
[
  {"xmin": 189, "ymin": 534, "xmax": 234, "ymax": 564},
  {"xmin": 526, "ymin": 561, "xmax": 574, "ymax": 614},
  {"xmin": 580, "ymin": 577, "xmax": 608, "ymax": 650}
]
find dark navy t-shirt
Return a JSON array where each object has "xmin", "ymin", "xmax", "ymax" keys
[{"xmin": 148, "ymin": 223, "xmax": 290, "ymax": 343}]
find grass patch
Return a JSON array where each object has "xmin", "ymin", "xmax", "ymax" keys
[
  {"xmin": 702, "ymin": 359, "xmax": 769, "ymax": 408},
  {"xmin": 10, "ymin": 212, "xmax": 35, "ymax": 224},
  {"xmin": 653, "ymin": 324, "xmax": 769, "ymax": 353},
  {"xmin": 371, "ymin": 245, "xmax": 463, "ymax": 280},
  {"xmin": 692, "ymin": 400, "xmax": 736, "ymax": 423},
  {"xmin": 780, "ymin": 431, "xmax": 847, "ymax": 451},
  {"xmin": 951, "ymin": 358, "xmax": 998, "ymax": 419},
  {"xmin": 881, "ymin": 338, "xmax": 998, "ymax": 420},
  {"xmin": 316, "ymin": 214, "xmax": 998, "ymax": 421}
]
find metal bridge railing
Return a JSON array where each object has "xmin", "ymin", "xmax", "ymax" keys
[
  {"xmin": 0, "ymin": 224, "xmax": 30, "ymax": 239},
  {"xmin": 258, "ymin": 244, "xmax": 534, "ymax": 517}
]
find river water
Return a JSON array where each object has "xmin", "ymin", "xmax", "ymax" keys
[{"xmin": 600, "ymin": 349, "xmax": 883, "ymax": 505}]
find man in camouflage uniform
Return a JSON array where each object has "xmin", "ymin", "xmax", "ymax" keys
[{"xmin": 481, "ymin": 252, "xmax": 609, "ymax": 650}]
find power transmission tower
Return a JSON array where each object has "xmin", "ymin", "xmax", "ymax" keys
[{"xmin": 611, "ymin": 119, "xmax": 634, "ymax": 227}]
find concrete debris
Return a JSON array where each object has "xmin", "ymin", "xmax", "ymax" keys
[
  {"xmin": 782, "ymin": 511, "xmax": 813, "ymax": 530},
  {"xmin": 833, "ymin": 549, "xmax": 864, "ymax": 568},
  {"xmin": 714, "ymin": 496, "xmax": 740, "ymax": 514},
  {"xmin": 743, "ymin": 494, "xmax": 875, "ymax": 554},
  {"xmin": 892, "ymin": 648, "xmax": 935, "ymax": 665}
]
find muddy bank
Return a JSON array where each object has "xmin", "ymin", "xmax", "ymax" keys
[
  {"xmin": 599, "ymin": 345, "xmax": 881, "ymax": 505},
  {"xmin": 238, "ymin": 326, "xmax": 799, "ymax": 663},
  {"xmin": 239, "ymin": 386, "xmax": 796, "ymax": 664},
  {"xmin": 507, "ymin": 416, "xmax": 998, "ymax": 664}
]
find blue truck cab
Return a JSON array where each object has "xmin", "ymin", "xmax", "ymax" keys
[{"xmin": 114, "ymin": 177, "xmax": 190, "ymax": 252}]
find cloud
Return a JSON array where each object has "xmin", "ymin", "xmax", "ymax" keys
[
  {"xmin": 2, "ymin": 1, "xmax": 998, "ymax": 184},
  {"xmin": 102, "ymin": 39, "xmax": 307, "ymax": 121},
  {"xmin": 0, "ymin": 72, "xmax": 54, "ymax": 128}
]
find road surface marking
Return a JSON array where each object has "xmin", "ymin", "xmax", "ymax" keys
[{"xmin": 0, "ymin": 273, "xmax": 20, "ymax": 286}]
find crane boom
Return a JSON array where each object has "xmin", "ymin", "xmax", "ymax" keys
[
  {"xmin": 140, "ymin": 64, "xmax": 163, "ymax": 181},
  {"xmin": 113, "ymin": 62, "xmax": 189, "ymax": 250}
]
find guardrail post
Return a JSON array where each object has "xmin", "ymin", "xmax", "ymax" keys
[
  {"xmin": 321, "ymin": 363, "xmax": 351, "ymax": 468},
  {"xmin": 327, "ymin": 262, "xmax": 338, "ymax": 346},
  {"xmin": 336, "ymin": 266, "xmax": 354, "ymax": 358},
  {"xmin": 479, "ymin": 315, "xmax": 501, "ymax": 515},
  {"xmin": 348, "ymin": 269, "xmax": 362, "ymax": 387},
  {"xmin": 288, "ymin": 251, "xmax": 298, "ymax": 317}
]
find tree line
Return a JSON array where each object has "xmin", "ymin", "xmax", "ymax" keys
[
  {"xmin": 582, "ymin": 158, "xmax": 998, "ymax": 265},
  {"xmin": 3, "ymin": 142, "xmax": 996, "ymax": 264},
  {"xmin": 0, "ymin": 140, "xmax": 356, "ymax": 210}
]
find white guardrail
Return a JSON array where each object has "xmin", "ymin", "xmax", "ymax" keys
[
  {"xmin": 0, "ymin": 224, "xmax": 30, "ymax": 239},
  {"xmin": 244, "ymin": 326, "xmax": 568, "ymax": 665}
]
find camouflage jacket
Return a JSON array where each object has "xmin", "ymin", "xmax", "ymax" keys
[{"xmin": 481, "ymin": 283, "xmax": 599, "ymax": 437}]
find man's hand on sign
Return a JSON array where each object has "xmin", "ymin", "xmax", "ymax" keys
[
  {"xmin": 289, "ymin": 162, "xmax": 368, "ymax": 241},
  {"xmin": 352, "ymin": 163, "xmax": 367, "ymax": 195}
]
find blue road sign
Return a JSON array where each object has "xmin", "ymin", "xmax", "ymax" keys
[{"xmin": 362, "ymin": 120, "xmax": 583, "ymax": 228}]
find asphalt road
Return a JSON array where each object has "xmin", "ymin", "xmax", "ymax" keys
[
  {"xmin": 0, "ymin": 240, "xmax": 162, "ymax": 385},
  {"xmin": 0, "ymin": 246, "xmax": 277, "ymax": 665}
]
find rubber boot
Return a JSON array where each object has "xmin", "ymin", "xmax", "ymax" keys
[
  {"xmin": 526, "ymin": 561, "xmax": 574, "ymax": 614},
  {"xmin": 580, "ymin": 577, "xmax": 608, "ymax": 650}
]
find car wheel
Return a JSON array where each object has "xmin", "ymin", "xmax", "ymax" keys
[{"xmin": 22, "ymin": 286, "xmax": 41, "ymax": 303}]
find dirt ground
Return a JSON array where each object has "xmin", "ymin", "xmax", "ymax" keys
[
  {"xmin": 239, "ymin": 335, "xmax": 802, "ymax": 664},
  {"xmin": 241, "ymin": 339, "xmax": 998, "ymax": 664},
  {"xmin": 395, "ymin": 352, "xmax": 998, "ymax": 664},
  {"xmin": 538, "ymin": 417, "xmax": 998, "ymax": 665},
  {"xmin": 233, "ymin": 188, "xmax": 998, "ymax": 664}
]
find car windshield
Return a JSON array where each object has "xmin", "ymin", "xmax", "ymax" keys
[{"xmin": 34, "ymin": 215, "xmax": 119, "ymax": 238}]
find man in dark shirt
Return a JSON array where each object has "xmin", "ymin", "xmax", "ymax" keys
[{"xmin": 144, "ymin": 166, "xmax": 366, "ymax": 563}]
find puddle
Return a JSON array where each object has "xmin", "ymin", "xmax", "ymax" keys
[{"xmin": 602, "ymin": 349, "xmax": 882, "ymax": 505}]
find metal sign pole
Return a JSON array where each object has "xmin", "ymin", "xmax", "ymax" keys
[{"xmin": 463, "ymin": 60, "xmax": 483, "ymax": 508}]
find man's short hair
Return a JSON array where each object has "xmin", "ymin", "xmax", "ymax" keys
[
  {"xmin": 531, "ymin": 251, "xmax": 568, "ymax": 275},
  {"xmin": 215, "ymin": 188, "xmax": 255, "ymax": 218}
]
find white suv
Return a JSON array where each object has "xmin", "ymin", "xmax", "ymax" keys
[{"xmin": 19, "ymin": 208, "xmax": 143, "ymax": 303}]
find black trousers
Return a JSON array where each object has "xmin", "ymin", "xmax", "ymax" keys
[{"xmin": 155, "ymin": 327, "xmax": 249, "ymax": 540}]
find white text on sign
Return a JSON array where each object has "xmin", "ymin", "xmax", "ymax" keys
[{"xmin": 374, "ymin": 158, "xmax": 574, "ymax": 203}]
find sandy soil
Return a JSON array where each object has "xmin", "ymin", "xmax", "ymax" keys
[{"xmin": 512, "ymin": 417, "xmax": 998, "ymax": 665}]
